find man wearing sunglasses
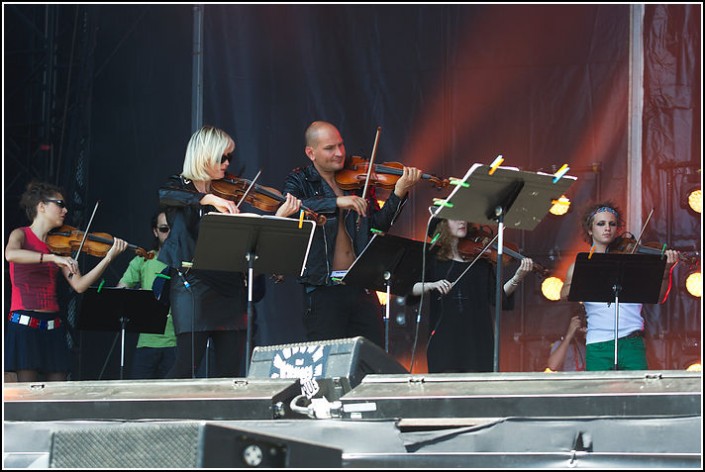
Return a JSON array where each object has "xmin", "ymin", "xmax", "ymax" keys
[{"xmin": 116, "ymin": 211, "xmax": 177, "ymax": 379}]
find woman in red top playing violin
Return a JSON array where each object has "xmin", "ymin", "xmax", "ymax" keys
[
  {"xmin": 409, "ymin": 218, "xmax": 534, "ymax": 373},
  {"xmin": 4, "ymin": 181, "xmax": 128, "ymax": 383}
]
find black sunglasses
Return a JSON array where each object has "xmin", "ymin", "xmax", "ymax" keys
[
  {"xmin": 221, "ymin": 154, "xmax": 232, "ymax": 164},
  {"xmin": 45, "ymin": 199, "xmax": 66, "ymax": 209},
  {"xmin": 156, "ymin": 225, "xmax": 170, "ymax": 234}
]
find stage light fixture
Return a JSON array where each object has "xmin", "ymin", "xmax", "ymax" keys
[
  {"xmin": 541, "ymin": 276, "xmax": 563, "ymax": 301},
  {"xmin": 684, "ymin": 270, "xmax": 701, "ymax": 298},
  {"xmin": 685, "ymin": 361, "xmax": 701, "ymax": 372},
  {"xmin": 685, "ymin": 188, "xmax": 701, "ymax": 214},
  {"xmin": 549, "ymin": 195, "xmax": 571, "ymax": 216}
]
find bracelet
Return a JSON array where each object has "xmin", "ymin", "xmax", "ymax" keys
[
  {"xmin": 40, "ymin": 253, "xmax": 44, "ymax": 264},
  {"xmin": 509, "ymin": 277, "xmax": 520, "ymax": 286}
]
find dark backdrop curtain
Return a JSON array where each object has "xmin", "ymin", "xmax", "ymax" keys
[
  {"xmin": 4, "ymin": 4, "xmax": 699, "ymax": 374},
  {"xmin": 201, "ymin": 4, "xmax": 637, "ymax": 369}
]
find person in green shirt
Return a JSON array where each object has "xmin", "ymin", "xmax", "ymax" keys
[{"xmin": 117, "ymin": 211, "xmax": 176, "ymax": 379}]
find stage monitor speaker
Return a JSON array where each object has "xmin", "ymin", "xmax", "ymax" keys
[
  {"xmin": 4, "ymin": 378, "xmax": 301, "ymax": 422},
  {"xmin": 49, "ymin": 421, "xmax": 342, "ymax": 468},
  {"xmin": 248, "ymin": 336, "xmax": 408, "ymax": 395},
  {"xmin": 340, "ymin": 370, "xmax": 702, "ymax": 421}
]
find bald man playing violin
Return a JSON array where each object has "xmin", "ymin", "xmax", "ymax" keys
[{"xmin": 282, "ymin": 121, "xmax": 421, "ymax": 348}]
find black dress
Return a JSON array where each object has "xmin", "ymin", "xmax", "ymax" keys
[{"xmin": 425, "ymin": 257, "xmax": 514, "ymax": 373}]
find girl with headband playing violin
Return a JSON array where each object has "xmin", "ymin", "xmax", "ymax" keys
[
  {"xmin": 409, "ymin": 218, "xmax": 534, "ymax": 373},
  {"xmin": 4, "ymin": 180, "xmax": 128, "ymax": 383},
  {"xmin": 158, "ymin": 125, "xmax": 301, "ymax": 379},
  {"xmin": 559, "ymin": 201, "xmax": 679, "ymax": 371}
]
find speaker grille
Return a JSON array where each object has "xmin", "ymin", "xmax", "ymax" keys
[{"xmin": 50, "ymin": 423, "xmax": 202, "ymax": 468}]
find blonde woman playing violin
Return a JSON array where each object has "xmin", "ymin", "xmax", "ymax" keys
[
  {"xmin": 4, "ymin": 180, "xmax": 128, "ymax": 383},
  {"xmin": 560, "ymin": 201, "xmax": 679, "ymax": 371},
  {"xmin": 158, "ymin": 125, "xmax": 301, "ymax": 379}
]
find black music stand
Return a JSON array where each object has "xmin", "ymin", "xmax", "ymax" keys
[
  {"xmin": 192, "ymin": 213, "xmax": 315, "ymax": 375},
  {"xmin": 341, "ymin": 233, "xmax": 424, "ymax": 353},
  {"xmin": 431, "ymin": 163, "xmax": 576, "ymax": 371},
  {"xmin": 78, "ymin": 287, "xmax": 169, "ymax": 380},
  {"xmin": 568, "ymin": 252, "xmax": 665, "ymax": 370}
]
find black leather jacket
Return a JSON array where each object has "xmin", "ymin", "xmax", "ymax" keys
[
  {"xmin": 157, "ymin": 174, "xmax": 265, "ymax": 301},
  {"xmin": 282, "ymin": 164, "xmax": 407, "ymax": 287}
]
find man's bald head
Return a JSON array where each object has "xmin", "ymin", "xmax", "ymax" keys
[{"xmin": 305, "ymin": 121, "xmax": 338, "ymax": 147}]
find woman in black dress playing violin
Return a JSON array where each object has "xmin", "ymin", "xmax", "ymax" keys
[
  {"xmin": 409, "ymin": 218, "xmax": 534, "ymax": 373},
  {"xmin": 4, "ymin": 181, "xmax": 128, "ymax": 383}
]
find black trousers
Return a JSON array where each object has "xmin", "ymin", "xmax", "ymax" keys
[
  {"xmin": 168, "ymin": 330, "xmax": 245, "ymax": 379},
  {"xmin": 303, "ymin": 285, "xmax": 384, "ymax": 348}
]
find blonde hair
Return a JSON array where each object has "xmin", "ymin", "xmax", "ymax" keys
[{"xmin": 182, "ymin": 125, "xmax": 234, "ymax": 181}]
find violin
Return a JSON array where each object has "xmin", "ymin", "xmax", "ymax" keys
[
  {"xmin": 457, "ymin": 227, "xmax": 550, "ymax": 277},
  {"xmin": 608, "ymin": 233, "xmax": 699, "ymax": 265},
  {"xmin": 335, "ymin": 156, "xmax": 449, "ymax": 191},
  {"xmin": 211, "ymin": 174, "xmax": 326, "ymax": 225},
  {"xmin": 47, "ymin": 225, "xmax": 153, "ymax": 260}
]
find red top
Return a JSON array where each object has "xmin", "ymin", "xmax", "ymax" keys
[{"xmin": 9, "ymin": 227, "xmax": 60, "ymax": 312}]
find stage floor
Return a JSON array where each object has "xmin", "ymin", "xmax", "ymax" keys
[{"xmin": 3, "ymin": 370, "xmax": 702, "ymax": 468}]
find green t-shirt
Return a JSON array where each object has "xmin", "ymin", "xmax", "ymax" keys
[{"xmin": 118, "ymin": 251, "xmax": 176, "ymax": 348}]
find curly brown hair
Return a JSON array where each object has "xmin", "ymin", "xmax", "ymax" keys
[{"xmin": 580, "ymin": 200, "xmax": 623, "ymax": 244}]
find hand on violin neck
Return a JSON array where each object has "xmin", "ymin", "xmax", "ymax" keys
[
  {"xmin": 105, "ymin": 238, "xmax": 129, "ymax": 262},
  {"xmin": 393, "ymin": 166, "xmax": 422, "ymax": 198},
  {"xmin": 275, "ymin": 193, "xmax": 301, "ymax": 218},
  {"xmin": 337, "ymin": 195, "xmax": 367, "ymax": 216},
  {"xmin": 513, "ymin": 258, "xmax": 534, "ymax": 282}
]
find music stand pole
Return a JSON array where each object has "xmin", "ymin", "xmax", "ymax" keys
[
  {"xmin": 493, "ymin": 207, "xmax": 505, "ymax": 372},
  {"xmin": 245, "ymin": 252, "xmax": 255, "ymax": 376},
  {"xmin": 384, "ymin": 271, "xmax": 391, "ymax": 352},
  {"xmin": 119, "ymin": 316, "xmax": 128, "ymax": 380},
  {"xmin": 612, "ymin": 283, "xmax": 622, "ymax": 370}
]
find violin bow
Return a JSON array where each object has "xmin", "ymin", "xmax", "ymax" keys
[
  {"xmin": 449, "ymin": 233, "xmax": 500, "ymax": 289},
  {"xmin": 360, "ymin": 126, "xmax": 382, "ymax": 202},
  {"xmin": 66, "ymin": 200, "xmax": 100, "ymax": 279},
  {"xmin": 631, "ymin": 208, "xmax": 654, "ymax": 254},
  {"xmin": 235, "ymin": 169, "xmax": 262, "ymax": 210},
  {"xmin": 73, "ymin": 200, "xmax": 101, "ymax": 260}
]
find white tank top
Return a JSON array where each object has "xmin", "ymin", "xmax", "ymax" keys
[{"xmin": 583, "ymin": 301, "xmax": 643, "ymax": 344}]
